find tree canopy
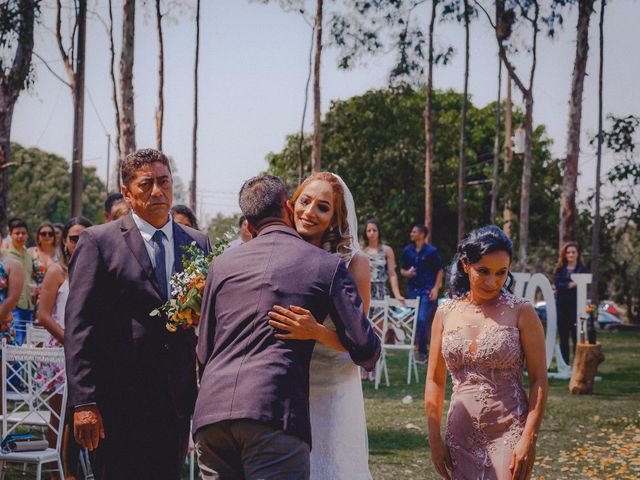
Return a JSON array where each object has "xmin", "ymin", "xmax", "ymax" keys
[
  {"xmin": 8, "ymin": 143, "xmax": 106, "ymax": 229},
  {"xmin": 267, "ymin": 87, "xmax": 561, "ymax": 271}
]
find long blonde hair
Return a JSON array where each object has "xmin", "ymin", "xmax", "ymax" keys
[{"xmin": 292, "ymin": 172, "xmax": 353, "ymax": 260}]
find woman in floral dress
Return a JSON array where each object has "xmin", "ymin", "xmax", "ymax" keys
[
  {"xmin": 425, "ymin": 226, "xmax": 548, "ymax": 480},
  {"xmin": 28, "ymin": 222, "xmax": 61, "ymax": 307}
]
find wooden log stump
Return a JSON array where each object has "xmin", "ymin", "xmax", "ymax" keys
[{"xmin": 569, "ymin": 342, "xmax": 604, "ymax": 394}]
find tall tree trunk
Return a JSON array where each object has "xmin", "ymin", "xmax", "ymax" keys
[
  {"xmin": 424, "ymin": 0, "xmax": 438, "ymax": 243},
  {"xmin": 490, "ymin": 59, "xmax": 502, "ymax": 225},
  {"xmin": 298, "ymin": 25, "xmax": 315, "ymax": 186},
  {"xmin": 108, "ymin": 0, "xmax": 122, "ymax": 189},
  {"xmin": 503, "ymin": 74, "xmax": 514, "ymax": 237},
  {"xmin": 311, "ymin": 0, "xmax": 323, "ymax": 172},
  {"xmin": 120, "ymin": 0, "xmax": 136, "ymax": 157},
  {"xmin": 518, "ymin": 93, "xmax": 535, "ymax": 267},
  {"xmin": 560, "ymin": 0, "xmax": 595, "ymax": 246},
  {"xmin": 494, "ymin": 0, "xmax": 539, "ymax": 267},
  {"xmin": 0, "ymin": 100, "xmax": 16, "ymax": 227},
  {"xmin": 457, "ymin": 0, "xmax": 470, "ymax": 241},
  {"xmin": 190, "ymin": 0, "xmax": 201, "ymax": 213},
  {"xmin": 0, "ymin": 0, "xmax": 38, "ymax": 226},
  {"xmin": 71, "ymin": 0, "xmax": 87, "ymax": 216},
  {"xmin": 590, "ymin": 0, "xmax": 606, "ymax": 331},
  {"xmin": 155, "ymin": 0, "xmax": 164, "ymax": 151}
]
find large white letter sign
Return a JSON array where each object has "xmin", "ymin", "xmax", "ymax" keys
[
  {"xmin": 523, "ymin": 273, "xmax": 557, "ymax": 369},
  {"xmin": 511, "ymin": 272, "xmax": 593, "ymax": 379}
]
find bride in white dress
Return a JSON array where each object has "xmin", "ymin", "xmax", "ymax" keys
[{"xmin": 267, "ymin": 172, "xmax": 373, "ymax": 480}]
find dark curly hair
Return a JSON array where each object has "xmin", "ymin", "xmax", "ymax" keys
[
  {"xmin": 121, "ymin": 149, "xmax": 172, "ymax": 187},
  {"xmin": 448, "ymin": 225, "xmax": 514, "ymax": 298}
]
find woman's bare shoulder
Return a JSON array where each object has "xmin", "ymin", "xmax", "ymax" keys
[
  {"xmin": 349, "ymin": 251, "xmax": 370, "ymax": 272},
  {"xmin": 382, "ymin": 244, "xmax": 395, "ymax": 254}
]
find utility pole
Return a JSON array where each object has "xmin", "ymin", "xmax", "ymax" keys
[
  {"xmin": 190, "ymin": 0, "xmax": 201, "ymax": 212},
  {"xmin": 71, "ymin": 0, "xmax": 87, "ymax": 216},
  {"xmin": 106, "ymin": 134, "xmax": 111, "ymax": 193}
]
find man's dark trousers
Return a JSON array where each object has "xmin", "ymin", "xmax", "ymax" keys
[{"xmin": 195, "ymin": 420, "xmax": 310, "ymax": 480}]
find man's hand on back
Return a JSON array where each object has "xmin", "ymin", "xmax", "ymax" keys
[{"xmin": 74, "ymin": 404, "xmax": 105, "ymax": 451}]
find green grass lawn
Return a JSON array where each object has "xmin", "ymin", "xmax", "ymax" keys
[
  {"xmin": 364, "ymin": 330, "xmax": 640, "ymax": 480},
  {"xmin": 4, "ymin": 332, "xmax": 637, "ymax": 479}
]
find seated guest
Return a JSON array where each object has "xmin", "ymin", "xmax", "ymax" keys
[{"xmin": 171, "ymin": 204, "xmax": 199, "ymax": 230}]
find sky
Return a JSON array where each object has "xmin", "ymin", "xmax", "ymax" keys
[{"xmin": 11, "ymin": 0, "xmax": 640, "ymax": 223}]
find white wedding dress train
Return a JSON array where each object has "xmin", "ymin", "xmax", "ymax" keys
[{"xmin": 308, "ymin": 316, "xmax": 373, "ymax": 480}]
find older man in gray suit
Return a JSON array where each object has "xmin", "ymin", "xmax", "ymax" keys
[
  {"xmin": 194, "ymin": 175, "xmax": 380, "ymax": 479},
  {"xmin": 65, "ymin": 149, "xmax": 210, "ymax": 479}
]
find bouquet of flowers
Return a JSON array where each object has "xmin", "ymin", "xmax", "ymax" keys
[{"xmin": 151, "ymin": 235, "xmax": 230, "ymax": 332}]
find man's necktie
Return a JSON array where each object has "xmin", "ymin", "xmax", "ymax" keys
[{"xmin": 151, "ymin": 230, "xmax": 168, "ymax": 300}]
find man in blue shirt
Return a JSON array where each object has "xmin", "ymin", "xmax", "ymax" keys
[{"xmin": 401, "ymin": 224, "xmax": 443, "ymax": 363}]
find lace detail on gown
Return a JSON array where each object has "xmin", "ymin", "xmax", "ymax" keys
[{"xmin": 439, "ymin": 292, "xmax": 529, "ymax": 480}]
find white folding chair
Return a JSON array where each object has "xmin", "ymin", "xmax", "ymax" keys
[
  {"xmin": 0, "ymin": 342, "xmax": 66, "ymax": 479},
  {"xmin": 375, "ymin": 297, "xmax": 420, "ymax": 388},
  {"xmin": 6, "ymin": 325, "xmax": 52, "ymax": 405},
  {"xmin": 368, "ymin": 299, "xmax": 388, "ymax": 388},
  {"xmin": 368, "ymin": 299, "xmax": 388, "ymax": 340},
  {"xmin": 25, "ymin": 325, "xmax": 52, "ymax": 347}
]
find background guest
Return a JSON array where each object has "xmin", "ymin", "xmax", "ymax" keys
[
  {"xmin": 227, "ymin": 215, "xmax": 252, "ymax": 248},
  {"xmin": 109, "ymin": 199, "xmax": 130, "ymax": 221},
  {"xmin": 6, "ymin": 218, "xmax": 34, "ymax": 345},
  {"xmin": 362, "ymin": 219, "xmax": 403, "ymax": 301},
  {"xmin": 553, "ymin": 241, "xmax": 588, "ymax": 364},
  {"xmin": 37, "ymin": 216, "xmax": 93, "ymax": 480},
  {"xmin": 0, "ymin": 248, "xmax": 25, "ymax": 345},
  {"xmin": 28, "ymin": 222, "xmax": 60, "ymax": 302},
  {"xmin": 400, "ymin": 224, "xmax": 443, "ymax": 364},
  {"xmin": 103, "ymin": 192, "xmax": 124, "ymax": 222},
  {"xmin": 53, "ymin": 223, "xmax": 64, "ymax": 251},
  {"xmin": 171, "ymin": 204, "xmax": 199, "ymax": 230}
]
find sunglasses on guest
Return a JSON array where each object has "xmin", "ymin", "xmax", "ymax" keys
[
  {"xmin": 39, "ymin": 231, "xmax": 55, "ymax": 238},
  {"xmin": 68, "ymin": 235, "xmax": 80, "ymax": 243}
]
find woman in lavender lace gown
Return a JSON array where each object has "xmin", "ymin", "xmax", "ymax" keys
[{"xmin": 425, "ymin": 226, "xmax": 548, "ymax": 480}]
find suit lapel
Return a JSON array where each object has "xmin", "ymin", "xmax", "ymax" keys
[{"xmin": 121, "ymin": 213, "xmax": 165, "ymax": 299}]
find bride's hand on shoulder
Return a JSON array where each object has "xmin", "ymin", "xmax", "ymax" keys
[
  {"xmin": 430, "ymin": 436, "xmax": 452, "ymax": 480},
  {"xmin": 268, "ymin": 305, "xmax": 324, "ymax": 341}
]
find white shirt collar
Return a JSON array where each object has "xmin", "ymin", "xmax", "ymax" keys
[{"xmin": 131, "ymin": 211, "xmax": 174, "ymax": 243}]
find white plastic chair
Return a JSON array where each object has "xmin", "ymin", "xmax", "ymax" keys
[
  {"xmin": 375, "ymin": 297, "xmax": 420, "ymax": 389},
  {"xmin": 0, "ymin": 342, "xmax": 66, "ymax": 479},
  {"xmin": 368, "ymin": 299, "xmax": 388, "ymax": 340},
  {"xmin": 25, "ymin": 325, "xmax": 52, "ymax": 347},
  {"xmin": 6, "ymin": 325, "xmax": 52, "ymax": 405},
  {"xmin": 364, "ymin": 299, "xmax": 388, "ymax": 382}
]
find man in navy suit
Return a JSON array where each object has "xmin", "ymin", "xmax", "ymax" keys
[
  {"xmin": 65, "ymin": 149, "xmax": 210, "ymax": 479},
  {"xmin": 194, "ymin": 175, "xmax": 380, "ymax": 479}
]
